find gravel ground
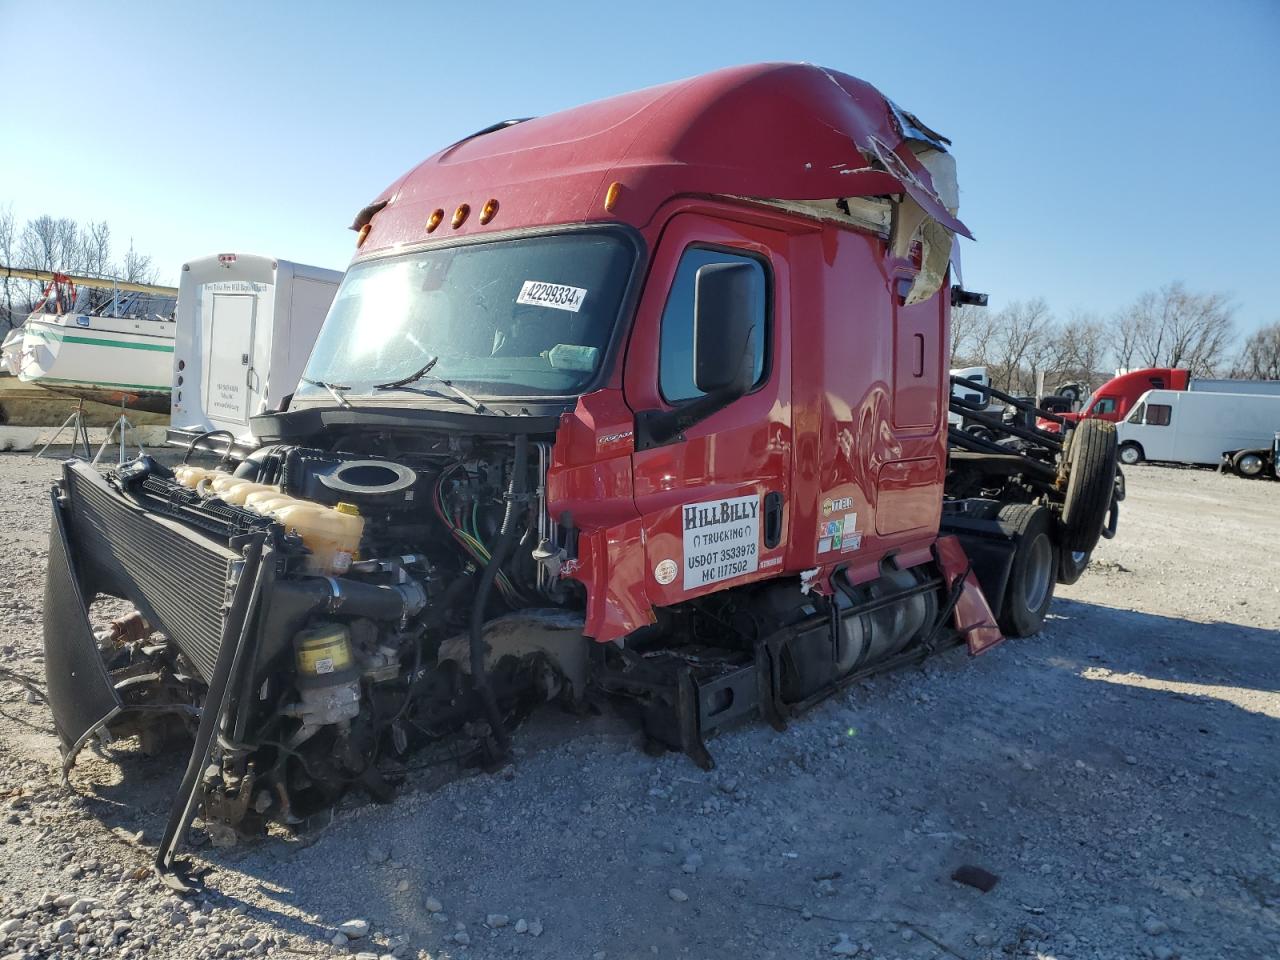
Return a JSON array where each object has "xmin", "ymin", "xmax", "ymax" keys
[{"xmin": 0, "ymin": 455, "xmax": 1277, "ymax": 960}]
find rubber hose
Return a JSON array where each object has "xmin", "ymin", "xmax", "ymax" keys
[{"xmin": 468, "ymin": 433, "xmax": 528, "ymax": 750}]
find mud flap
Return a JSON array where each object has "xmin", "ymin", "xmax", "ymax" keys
[
  {"xmin": 43, "ymin": 491, "xmax": 123, "ymax": 772},
  {"xmin": 934, "ymin": 535, "xmax": 1004, "ymax": 654}
]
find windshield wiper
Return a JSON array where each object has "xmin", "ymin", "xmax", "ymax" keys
[
  {"xmin": 372, "ymin": 360, "xmax": 487, "ymax": 414},
  {"xmin": 373, "ymin": 356, "xmax": 439, "ymax": 391},
  {"xmin": 300, "ymin": 377, "xmax": 352, "ymax": 409}
]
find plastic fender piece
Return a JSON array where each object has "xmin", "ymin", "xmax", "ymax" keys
[{"xmin": 935, "ymin": 535, "xmax": 1004, "ymax": 655}]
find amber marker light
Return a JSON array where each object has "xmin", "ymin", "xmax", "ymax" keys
[
  {"xmin": 426, "ymin": 208, "xmax": 445, "ymax": 233},
  {"xmin": 356, "ymin": 223, "xmax": 371, "ymax": 247},
  {"xmin": 604, "ymin": 181, "xmax": 623, "ymax": 212},
  {"xmin": 479, "ymin": 198, "xmax": 499, "ymax": 225},
  {"xmin": 452, "ymin": 203, "xmax": 471, "ymax": 228}
]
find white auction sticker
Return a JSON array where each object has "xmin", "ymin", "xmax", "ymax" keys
[
  {"xmin": 516, "ymin": 280, "xmax": 587, "ymax": 313},
  {"xmin": 681, "ymin": 494, "xmax": 760, "ymax": 590}
]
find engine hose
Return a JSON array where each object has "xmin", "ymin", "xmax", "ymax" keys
[{"xmin": 468, "ymin": 433, "xmax": 528, "ymax": 750}]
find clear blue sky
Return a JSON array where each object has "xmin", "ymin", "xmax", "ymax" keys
[{"xmin": 2, "ymin": 0, "xmax": 1277, "ymax": 334}]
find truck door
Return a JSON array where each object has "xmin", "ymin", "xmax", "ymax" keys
[
  {"xmin": 625, "ymin": 213, "xmax": 792, "ymax": 604},
  {"xmin": 204, "ymin": 292, "xmax": 256, "ymax": 426}
]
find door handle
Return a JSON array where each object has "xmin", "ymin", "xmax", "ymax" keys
[{"xmin": 763, "ymin": 491, "xmax": 783, "ymax": 548}]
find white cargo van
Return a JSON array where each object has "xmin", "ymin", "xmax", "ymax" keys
[
  {"xmin": 171, "ymin": 254, "xmax": 341, "ymax": 450},
  {"xmin": 1116, "ymin": 389, "xmax": 1280, "ymax": 466}
]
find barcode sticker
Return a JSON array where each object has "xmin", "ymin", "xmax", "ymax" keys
[{"xmin": 516, "ymin": 280, "xmax": 587, "ymax": 313}]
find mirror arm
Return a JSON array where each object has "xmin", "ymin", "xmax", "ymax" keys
[{"xmin": 633, "ymin": 383, "xmax": 745, "ymax": 452}]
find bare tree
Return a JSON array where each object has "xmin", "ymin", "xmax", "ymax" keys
[
  {"xmin": 1050, "ymin": 311, "xmax": 1107, "ymax": 386},
  {"xmin": 1234, "ymin": 322, "xmax": 1280, "ymax": 381},
  {"xmin": 120, "ymin": 239, "xmax": 157, "ymax": 285},
  {"xmin": 949, "ymin": 303, "xmax": 989, "ymax": 366},
  {"xmin": 1107, "ymin": 308, "xmax": 1142, "ymax": 372},
  {"xmin": 83, "ymin": 221, "xmax": 112, "ymax": 278},
  {"xmin": 0, "ymin": 205, "xmax": 16, "ymax": 330},
  {"xmin": 985, "ymin": 298, "xmax": 1055, "ymax": 393},
  {"xmin": 1114, "ymin": 283, "xmax": 1235, "ymax": 376}
]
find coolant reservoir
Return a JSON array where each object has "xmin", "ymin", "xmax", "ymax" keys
[
  {"xmin": 176, "ymin": 466, "xmax": 224, "ymax": 489},
  {"xmin": 210, "ymin": 475, "xmax": 251, "ymax": 499},
  {"xmin": 276, "ymin": 501, "xmax": 364, "ymax": 574},
  {"xmin": 243, "ymin": 488, "xmax": 288, "ymax": 514},
  {"xmin": 222, "ymin": 482, "xmax": 277, "ymax": 506}
]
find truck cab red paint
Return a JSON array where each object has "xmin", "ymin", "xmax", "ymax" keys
[{"xmin": 343, "ymin": 62, "xmax": 970, "ymax": 643}]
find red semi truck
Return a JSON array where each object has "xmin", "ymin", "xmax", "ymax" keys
[
  {"xmin": 41, "ymin": 63, "xmax": 1120, "ymax": 879},
  {"xmin": 1060, "ymin": 367, "xmax": 1280, "ymax": 427}
]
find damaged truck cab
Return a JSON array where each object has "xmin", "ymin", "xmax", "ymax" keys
[{"xmin": 43, "ymin": 63, "xmax": 1121, "ymax": 877}]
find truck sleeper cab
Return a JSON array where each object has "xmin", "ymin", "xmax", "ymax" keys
[{"xmin": 41, "ymin": 63, "xmax": 1120, "ymax": 878}]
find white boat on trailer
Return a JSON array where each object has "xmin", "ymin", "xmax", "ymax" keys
[{"xmin": 1, "ymin": 268, "xmax": 177, "ymax": 413}]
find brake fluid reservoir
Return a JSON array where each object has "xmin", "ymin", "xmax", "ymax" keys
[{"xmin": 276, "ymin": 502, "xmax": 364, "ymax": 574}]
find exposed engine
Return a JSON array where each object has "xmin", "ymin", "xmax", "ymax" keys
[{"xmin": 77, "ymin": 432, "xmax": 582, "ymax": 844}]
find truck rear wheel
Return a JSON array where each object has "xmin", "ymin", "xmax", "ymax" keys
[
  {"xmin": 1231, "ymin": 450, "xmax": 1265, "ymax": 478},
  {"xmin": 1061, "ymin": 420, "xmax": 1119, "ymax": 554},
  {"xmin": 996, "ymin": 504, "xmax": 1058, "ymax": 638}
]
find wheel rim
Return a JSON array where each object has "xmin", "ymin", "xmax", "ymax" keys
[
  {"xmin": 1238, "ymin": 454, "xmax": 1263, "ymax": 476},
  {"xmin": 1071, "ymin": 550, "xmax": 1087, "ymax": 567},
  {"xmin": 1023, "ymin": 533, "xmax": 1053, "ymax": 611},
  {"xmin": 1120, "ymin": 446, "xmax": 1139, "ymax": 465}
]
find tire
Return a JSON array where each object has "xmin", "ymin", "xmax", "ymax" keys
[
  {"xmin": 995, "ymin": 503, "xmax": 1058, "ymax": 637},
  {"xmin": 965, "ymin": 424, "xmax": 996, "ymax": 443},
  {"xmin": 1061, "ymin": 419, "xmax": 1119, "ymax": 554},
  {"xmin": 1058, "ymin": 385, "xmax": 1081, "ymax": 402},
  {"xmin": 1118, "ymin": 442, "xmax": 1144, "ymax": 466},
  {"xmin": 1232, "ymin": 450, "xmax": 1265, "ymax": 478},
  {"xmin": 1057, "ymin": 548, "xmax": 1091, "ymax": 585}
]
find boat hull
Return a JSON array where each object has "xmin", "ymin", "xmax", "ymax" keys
[{"xmin": 2, "ymin": 315, "xmax": 174, "ymax": 414}]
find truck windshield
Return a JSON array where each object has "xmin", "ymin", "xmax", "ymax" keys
[{"xmin": 296, "ymin": 230, "xmax": 635, "ymax": 402}]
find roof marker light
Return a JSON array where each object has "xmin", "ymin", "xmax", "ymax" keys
[
  {"xmin": 479, "ymin": 198, "xmax": 499, "ymax": 225},
  {"xmin": 356, "ymin": 224, "xmax": 371, "ymax": 248},
  {"xmin": 452, "ymin": 204, "xmax": 471, "ymax": 229},
  {"xmin": 604, "ymin": 181, "xmax": 622, "ymax": 212},
  {"xmin": 426, "ymin": 208, "xmax": 445, "ymax": 233}
]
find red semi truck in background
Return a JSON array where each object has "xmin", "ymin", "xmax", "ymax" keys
[
  {"xmin": 1060, "ymin": 367, "xmax": 1280, "ymax": 428},
  {"xmin": 40, "ymin": 63, "xmax": 1121, "ymax": 880}
]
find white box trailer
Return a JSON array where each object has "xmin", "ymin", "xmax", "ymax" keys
[
  {"xmin": 1189, "ymin": 377, "xmax": 1280, "ymax": 396},
  {"xmin": 170, "ymin": 254, "xmax": 341, "ymax": 450},
  {"xmin": 1116, "ymin": 389, "xmax": 1280, "ymax": 467}
]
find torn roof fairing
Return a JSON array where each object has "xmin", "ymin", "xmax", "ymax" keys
[{"xmin": 355, "ymin": 62, "xmax": 970, "ymax": 256}]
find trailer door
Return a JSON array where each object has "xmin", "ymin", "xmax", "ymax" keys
[{"xmin": 204, "ymin": 293, "xmax": 256, "ymax": 425}]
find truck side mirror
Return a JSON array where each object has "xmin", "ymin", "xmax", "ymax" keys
[
  {"xmin": 633, "ymin": 261, "xmax": 761, "ymax": 451},
  {"xmin": 693, "ymin": 262, "xmax": 757, "ymax": 396}
]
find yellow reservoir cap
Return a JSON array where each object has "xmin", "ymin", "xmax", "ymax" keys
[{"xmin": 335, "ymin": 502, "xmax": 361, "ymax": 517}]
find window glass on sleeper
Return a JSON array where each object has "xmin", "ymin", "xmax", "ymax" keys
[{"xmin": 659, "ymin": 248, "xmax": 767, "ymax": 403}]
